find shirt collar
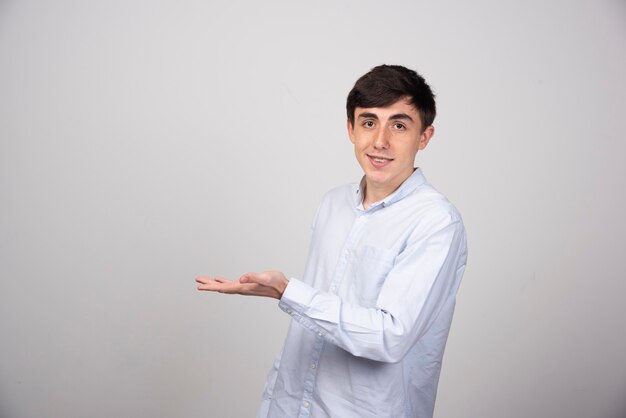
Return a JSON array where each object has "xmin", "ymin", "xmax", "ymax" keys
[{"xmin": 354, "ymin": 168, "xmax": 427, "ymax": 211}]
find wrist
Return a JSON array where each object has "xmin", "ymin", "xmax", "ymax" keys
[{"xmin": 277, "ymin": 276, "xmax": 289, "ymax": 298}]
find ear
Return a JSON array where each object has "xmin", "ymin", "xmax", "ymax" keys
[
  {"xmin": 347, "ymin": 119, "xmax": 356, "ymax": 144},
  {"xmin": 418, "ymin": 125, "xmax": 435, "ymax": 150}
]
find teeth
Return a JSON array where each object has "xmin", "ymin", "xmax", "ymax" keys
[{"xmin": 373, "ymin": 158, "xmax": 387, "ymax": 162}]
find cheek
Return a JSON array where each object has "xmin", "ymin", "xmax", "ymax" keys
[
  {"xmin": 353, "ymin": 138, "xmax": 369, "ymax": 151},
  {"xmin": 394, "ymin": 143, "xmax": 418, "ymax": 159}
]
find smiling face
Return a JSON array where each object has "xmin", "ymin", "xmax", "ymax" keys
[{"xmin": 347, "ymin": 98, "xmax": 434, "ymax": 207}]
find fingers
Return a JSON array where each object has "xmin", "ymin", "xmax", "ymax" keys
[
  {"xmin": 196, "ymin": 276, "xmax": 228, "ymax": 284},
  {"xmin": 196, "ymin": 276, "xmax": 232, "ymax": 292},
  {"xmin": 196, "ymin": 276, "xmax": 212, "ymax": 284},
  {"xmin": 198, "ymin": 272, "xmax": 269, "ymax": 286},
  {"xmin": 198, "ymin": 280, "xmax": 241, "ymax": 293},
  {"xmin": 196, "ymin": 276, "xmax": 259, "ymax": 294}
]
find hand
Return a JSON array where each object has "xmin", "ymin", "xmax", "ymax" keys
[{"xmin": 196, "ymin": 271, "xmax": 289, "ymax": 300}]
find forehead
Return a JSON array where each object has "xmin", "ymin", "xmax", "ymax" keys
[{"xmin": 354, "ymin": 98, "xmax": 420, "ymax": 121}]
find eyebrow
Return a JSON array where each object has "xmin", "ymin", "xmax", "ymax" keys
[
  {"xmin": 357, "ymin": 112, "xmax": 414, "ymax": 123},
  {"xmin": 389, "ymin": 113, "xmax": 414, "ymax": 122},
  {"xmin": 357, "ymin": 112, "xmax": 379, "ymax": 120}
]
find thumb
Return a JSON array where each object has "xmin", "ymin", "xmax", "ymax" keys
[{"xmin": 239, "ymin": 272, "xmax": 259, "ymax": 284}]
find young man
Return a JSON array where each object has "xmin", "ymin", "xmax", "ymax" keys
[{"xmin": 196, "ymin": 65, "xmax": 468, "ymax": 418}]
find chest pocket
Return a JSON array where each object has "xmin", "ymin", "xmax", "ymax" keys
[{"xmin": 351, "ymin": 245, "xmax": 397, "ymax": 307}]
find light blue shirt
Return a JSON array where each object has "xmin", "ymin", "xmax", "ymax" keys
[{"xmin": 258, "ymin": 168, "xmax": 468, "ymax": 418}]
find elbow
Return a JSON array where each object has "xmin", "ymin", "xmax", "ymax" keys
[
  {"xmin": 354, "ymin": 338, "xmax": 412, "ymax": 364},
  {"xmin": 349, "ymin": 312, "xmax": 415, "ymax": 363}
]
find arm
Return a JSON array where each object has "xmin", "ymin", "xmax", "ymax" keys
[
  {"xmin": 279, "ymin": 217, "xmax": 467, "ymax": 363},
  {"xmin": 196, "ymin": 216, "xmax": 467, "ymax": 363}
]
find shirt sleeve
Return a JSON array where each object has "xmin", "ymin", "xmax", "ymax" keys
[{"xmin": 278, "ymin": 214, "xmax": 467, "ymax": 363}]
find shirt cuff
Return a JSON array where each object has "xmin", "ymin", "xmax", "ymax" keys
[
  {"xmin": 279, "ymin": 278, "xmax": 316, "ymax": 315},
  {"xmin": 278, "ymin": 278, "xmax": 327, "ymax": 338}
]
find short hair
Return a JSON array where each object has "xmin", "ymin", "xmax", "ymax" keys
[{"xmin": 346, "ymin": 65, "xmax": 436, "ymax": 131}]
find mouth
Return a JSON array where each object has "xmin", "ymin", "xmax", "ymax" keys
[{"xmin": 367, "ymin": 154, "xmax": 394, "ymax": 167}]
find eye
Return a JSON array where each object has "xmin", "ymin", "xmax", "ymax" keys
[
  {"xmin": 393, "ymin": 122, "xmax": 405, "ymax": 130},
  {"xmin": 363, "ymin": 120, "xmax": 375, "ymax": 128}
]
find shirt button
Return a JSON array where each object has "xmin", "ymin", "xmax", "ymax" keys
[
  {"xmin": 303, "ymin": 401, "xmax": 310, "ymax": 408},
  {"xmin": 317, "ymin": 331, "xmax": 323, "ymax": 337},
  {"xmin": 287, "ymin": 309, "xmax": 293, "ymax": 315},
  {"xmin": 330, "ymin": 286, "xmax": 337, "ymax": 294},
  {"xmin": 310, "ymin": 362, "xmax": 317, "ymax": 369}
]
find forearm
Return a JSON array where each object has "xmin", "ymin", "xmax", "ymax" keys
[{"xmin": 280, "ymin": 278, "xmax": 446, "ymax": 363}]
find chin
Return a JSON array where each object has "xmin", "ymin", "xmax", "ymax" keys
[{"xmin": 365, "ymin": 172, "xmax": 391, "ymax": 185}]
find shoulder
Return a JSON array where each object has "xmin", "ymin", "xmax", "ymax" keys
[
  {"xmin": 406, "ymin": 182, "xmax": 464, "ymax": 233},
  {"xmin": 318, "ymin": 182, "xmax": 358, "ymax": 209},
  {"xmin": 323, "ymin": 182, "xmax": 357, "ymax": 200},
  {"xmin": 309, "ymin": 182, "xmax": 358, "ymax": 230}
]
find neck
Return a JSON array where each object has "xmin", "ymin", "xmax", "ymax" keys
[
  {"xmin": 362, "ymin": 180, "xmax": 400, "ymax": 209},
  {"xmin": 361, "ymin": 169, "xmax": 416, "ymax": 209}
]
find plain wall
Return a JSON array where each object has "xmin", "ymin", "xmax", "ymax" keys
[{"xmin": 1, "ymin": 1, "xmax": 625, "ymax": 417}]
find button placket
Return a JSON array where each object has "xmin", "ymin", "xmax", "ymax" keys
[
  {"xmin": 298, "ymin": 212, "xmax": 369, "ymax": 418},
  {"xmin": 298, "ymin": 326, "xmax": 325, "ymax": 418}
]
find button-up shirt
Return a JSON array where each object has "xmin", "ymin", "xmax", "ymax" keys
[{"xmin": 257, "ymin": 168, "xmax": 468, "ymax": 418}]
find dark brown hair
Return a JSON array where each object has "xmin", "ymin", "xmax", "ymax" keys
[{"xmin": 346, "ymin": 65, "xmax": 436, "ymax": 131}]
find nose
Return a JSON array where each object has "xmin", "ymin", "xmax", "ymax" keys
[{"xmin": 373, "ymin": 127, "xmax": 389, "ymax": 149}]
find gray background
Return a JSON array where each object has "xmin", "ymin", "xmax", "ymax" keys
[{"xmin": 1, "ymin": 1, "xmax": 625, "ymax": 417}]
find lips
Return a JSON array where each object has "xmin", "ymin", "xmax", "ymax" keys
[{"xmin": 367, "ymin": 154, "xmax": 393, "ymax": 168}]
